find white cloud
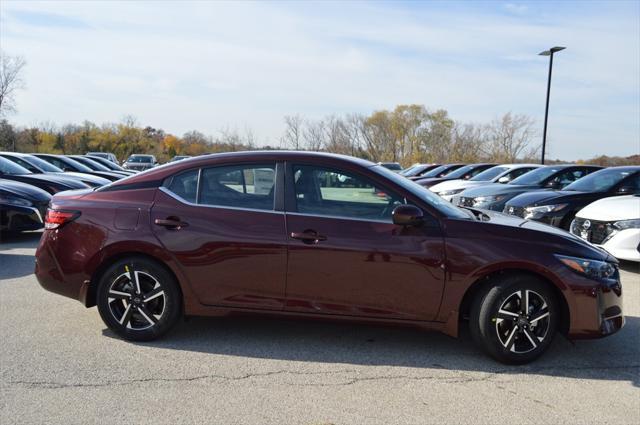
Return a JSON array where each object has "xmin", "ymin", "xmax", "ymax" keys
[{"xmin": 1, "ymin": 0, "xmax": 638, "ymax": 159}]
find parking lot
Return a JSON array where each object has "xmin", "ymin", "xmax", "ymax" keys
[{"xmin": 1, "ymin": 231, "xmax": 639, "ymax": 425}]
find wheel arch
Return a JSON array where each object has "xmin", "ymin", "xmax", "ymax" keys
[
  {"xmin": 86, "ymin": 251, "xmax": 184, "ymax": 311},
  {"xmin": 458, "ymin": 268, "xmax": 570, "ymax": 336}
]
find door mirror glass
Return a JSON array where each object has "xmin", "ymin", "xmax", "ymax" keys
[{"xmin": 392, "ymin": 205, "xmax": 424, "ymax": 226}]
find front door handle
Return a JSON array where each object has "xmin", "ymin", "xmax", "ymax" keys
[
  {"xmin": 290, "ymin": 229, "xmax": 327, "ymax": 244},
  {"xmin": 154, "ymin": 217, "xmax": 189, "ymax": 230}
]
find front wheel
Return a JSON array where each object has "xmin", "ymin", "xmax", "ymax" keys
[
  {"xmin": 96, "ymin": 257, "xmax": 181, "ymax": 341},
  {"xmin": 469, "ymin": 275, "xmax": 559, "ymax": 364}
]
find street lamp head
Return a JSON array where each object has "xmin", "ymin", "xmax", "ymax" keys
[{"xmin": 539, "ymin": 46, "xmax": 566, "ymax": 56}]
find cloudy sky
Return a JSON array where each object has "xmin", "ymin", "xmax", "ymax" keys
[{"xmin": 1, "ymin": 0, "xmax": 638, "ymax": 160}]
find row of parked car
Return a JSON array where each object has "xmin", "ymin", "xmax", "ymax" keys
[
  {"xmin": 2, "ymin": 153, "xmax": 638, "ymax": 262},
  {"xmin": 385, "ymin": 161, "xmax": 639, "ymax": 262}
]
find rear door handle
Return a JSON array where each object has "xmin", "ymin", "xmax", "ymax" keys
[
  {"xmin": 290, "ymin": 230, "xmax": 327, "ymax": 244},
  {"xmin": 154, "ymin": 217, "xmax": 189, "ymax": 230}
]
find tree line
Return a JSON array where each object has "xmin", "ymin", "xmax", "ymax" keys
[{"xmin": 0, "ymin": 106, "xmax": 543, "ymax": 166}]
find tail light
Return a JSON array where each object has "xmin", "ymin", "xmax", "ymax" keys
[{"xmin": 45, "ymin": 209, "xmax": 80, "ymax": 230}]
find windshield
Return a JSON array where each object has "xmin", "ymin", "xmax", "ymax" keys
[
  {"xmin": 127, "ymin": 155, "xmax": 153, "ymax": 163},
  {"xmin": 564, "ymin": 168, "xmax": 638, "ymax": 192},
  {"xmin": 24, "ymin": 155, "xmax": 63, "ymax": 172},
  {"xmin": 443, "ymin": 164, "xmax": 488, "ymax": 179},
  {"xmin": 470, "ymin": 166, "xmax": 509, "ymax": 182},
  {"xmin": 76, "ymin": 157, "xmax": 110, "ymax": 171},
  {"xmin": 400, "ymin": 165, "xmax": 419, "ymax": 176},
  {"xmin": 419, "ymin": 165, "xmax": 450, "ymax": 178},
  {"xmin": 373, "ymin": 165, "xmax": 470, "ymax": 219},
  {"xmin": 0, "ymin": 156, "xmax": 32, "ymax": 175},
  {"xmin": 510, "ymin": 167, "xmax": 560, "ymax": 185}
]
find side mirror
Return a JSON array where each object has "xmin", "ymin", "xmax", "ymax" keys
[
  {"xmin": 63, "ymin": 167, "xmax": 73, "ymax": 172},
  {"xmin": 392, "ymin": 205, "xmax": 424, "ymax": 226},
  {"xmin": 617, "ymin": 186, "xmax": 632, "ymax": 194},
  {"xmin": 498, "ymin": 176, "xmax": 510, "ymax": 184}
]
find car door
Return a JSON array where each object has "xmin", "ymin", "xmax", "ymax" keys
[
  {"xmin": 284, "ymin": 162, "xmax": 446, "ymax": 321},
  {"xmin": 150, "ymin": 162, "xmax": 287, "ymax": 310}
]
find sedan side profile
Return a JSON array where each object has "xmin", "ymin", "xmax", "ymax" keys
[{"xmin": 36, "ymin": 152, "xmax": 623, "ymax": 364}]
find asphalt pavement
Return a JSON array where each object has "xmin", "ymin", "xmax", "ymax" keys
[{"xmin": 1, "ymin": 231, "xmax": 639, "ymax": 425}]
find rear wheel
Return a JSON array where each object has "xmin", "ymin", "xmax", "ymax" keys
[
  {"xmin": 96, "ymin": 257, "xmax": 181, "ymax": 341},
  {"xmin": 469, "ymin": 275, "xmax": 558, "ymax": 364}
]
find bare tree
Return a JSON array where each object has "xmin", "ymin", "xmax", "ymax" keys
[
  {"xmin": 484, "ymin": 113, "xmax": 537, "ymax": 163},
  {"xmin": 303, "ymin": 119, "xmax": 326, "ymax": 151},
  {"xmin": 0, "ymin": 51, "xmax": 27, "ymax": 116},
  {"xmin": 282, "ymin": 114, "xmax": 304, "ymax": 150}
]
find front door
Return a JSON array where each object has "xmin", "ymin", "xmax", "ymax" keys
[
  {"xmin": 284, "ymin": 163, "xmax": 446, "ymax": 321},
  {"xmin": 150, "ymin": 162, "xmax": 287, "ymax": 310}
]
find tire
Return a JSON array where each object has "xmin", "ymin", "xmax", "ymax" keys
[
  {"xmin": 469, "ymin": 274, "xmax": 559, "ymax": 364},
  {"xmin": 96, "ymin": 257, "xmax": 181, "ymax": 341}
]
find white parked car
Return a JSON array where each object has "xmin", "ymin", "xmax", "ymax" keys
[
  {"xmin": 430, "ymin": 163, "xmax": 541, "ymax": 201},
  {"xmin": 570, "ymin": 195, "xmax": 640, "ymax": 262}
]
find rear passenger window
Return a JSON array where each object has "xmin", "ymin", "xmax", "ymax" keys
[
  {"xmin": 164, "ymin": 169, "xmax": 199, "ymax": 203},
  {"xmin": 200, "ymin": 164, "xmax": 276, "ymax": 211}
]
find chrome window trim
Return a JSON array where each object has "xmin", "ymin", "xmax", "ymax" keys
[
  {"xmin": 285, "ymin": 211, "xmax": 394, "ymax": 224},
  {"xmin": 158, "ymin": 186, "xmax": 283, "ymax": 215}
]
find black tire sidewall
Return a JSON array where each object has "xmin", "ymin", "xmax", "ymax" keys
[
  {"xmin": 470, "ymin": 275, "xmax": 559, "ymax": 365},
  {"xmin": 96, "ymin": 257, "xmax": 181, "ymax": 342}
]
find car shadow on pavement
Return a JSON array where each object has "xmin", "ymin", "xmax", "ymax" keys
[
  {"xmin": 0, "ymin": 231, "xmax": 42, "ymax": 250},
  {"xmin": 0, "ymin": 254, "xmax": 36, "ymax": 280},
  {"xmin": 619, "ymin": 260, "xmax": 640, "ymax": 275},
  {"xmin": 105, "ymin": 313, "xmax": 640, "ymax": 387}
]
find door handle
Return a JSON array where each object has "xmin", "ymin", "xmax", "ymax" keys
[
  {"xmin": 290, "ymin": 230, "xmax": 327, "ymax": 244},
  {"xmin": 154, "ymin": 217, "xmax": 189, "ymax": 230}
]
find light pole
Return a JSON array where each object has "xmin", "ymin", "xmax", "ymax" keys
[{"xmin": 538, "ymin": 46, "xmax": 565, "ymax": 164}]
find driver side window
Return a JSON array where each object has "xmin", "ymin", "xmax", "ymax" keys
[{"xmin": 292, "ymin": 164, "xmax": 404, "ymax": 221}]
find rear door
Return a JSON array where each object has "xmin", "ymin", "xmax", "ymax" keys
[
  {"xmin": 284, "ymin": 162, "xmax": 446, "ymax": 321},
  {"xmin": 150, "ymin": 162, "xmax": 287, "ymax": 310}
]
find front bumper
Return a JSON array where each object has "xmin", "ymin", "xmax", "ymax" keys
[
  {"xmin": 599, "ymin": 230, "xmax": 640, "ymax": 262},
  {"xmin": 0, "ymin": 204, "xmax": 45, "ymax": 232}
]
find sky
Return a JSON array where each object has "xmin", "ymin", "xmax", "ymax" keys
[{"xmin": 0, "ymin": 0, "xmax": 638, "ymax": 160}]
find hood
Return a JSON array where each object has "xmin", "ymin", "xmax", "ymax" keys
[
  {"xmin": 505, "ymin": 190, "xmax": 604, "ymax": 208},
  {"xmin": 0, "ymin": 179, "xmax": 51, "ymax": 202},
  {"xmin": 465, "ymin": 209, "xmax": 612, "ymax": 261},
  {"xmin": 5, "ymin": 173, "xmax": 88, "ymax": 189},
  {"xmin": 460, "ymin": 183, "xmax": 540, "ymax": 198},
  {"xmin": 430, "ymin": 179, "xmax": 488, "ymax": 193},
  {"xmin": 576, "ymin": 195, "xmax": 640, "ymax": 221},
  {"xmin": 60, "ymin": 172, "xmax": 111, "ymax": 186}
]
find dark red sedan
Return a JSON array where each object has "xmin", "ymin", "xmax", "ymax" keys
[{"xmin": 35, "ymin": 151, "xmax": 624, "ymax": 364}]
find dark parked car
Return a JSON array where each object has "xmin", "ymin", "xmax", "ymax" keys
[
  {"xmin": 400, "ymin": 163, "xmax": 441, "ymax": 178},
  {"xmin": 415, "ymin": 163, "xmax": 498, "ymax": 188},
  {"xmin": 87, "ymin": 152, "xmax": 118, "ymax": 164},
  {"xmin": 0, "ymin": 152, "xmax": 111, "ymax": 188},
  {"xmin": 377, "ymin": 162, "xmax": 402, "ymax": 172},
  {"xmin": 503, "ymin": 167, "xmax": 640, "ymax": 229},
  {"xmin": 0, "ymin": 179, "xmax": 51, "ymax": 232},
  {"xmin": 123, "ymin": 154, "xmax": 158, "ymax": 171},
  {"xmin": 0, "ymin": 156, "xmax": 90, "ymax": 194},
  {"xmin": 84, "ymin": 155, "xmax": 137, "ymax": 175},
  {"xmin": 69, "ymin": 155, "xmax": 131, "ymax": 178},
  {"xmin": 36, "ymin": 152, "xmax": 623, "ymax": 364},
  {"xmin": 454, "ymin": 165, "xmax": 602, "ymax": 211},
  {"xmin": 408, "ymin": 163, "xmax": 466, "ymax": 181},
  {"xmin": 169, "ymin": 155, "xmax": 192, "ymax": 162},
  {"xmin": 33, "ymin": 154, "xmax": 124, "ymax": 182}
]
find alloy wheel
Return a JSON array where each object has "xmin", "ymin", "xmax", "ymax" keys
[
  {"xmin": 107, "ymin": 265, "xmax": 166, "ymax": 330},
  {"xmin": 494, "ymin": 289, "xmax": 551, "ymax": 354}
]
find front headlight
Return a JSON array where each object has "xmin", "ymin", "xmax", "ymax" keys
[
  {"xmin": 524, "ymin": 204, "xmax": 568, "ymax": 218},
  {"xmin": 555, "ymin": 254, "xmax": 618, "ymax": 281},
  {"xmin": 437, "ymin": 189, "xmax": 464, "ymax": 197},
  {"xmin": 613, "ymin": 219, "xmax": 640, "ymax": 230},
  {"xmin": 473, "ymin": 195, "xmax": 506, "ymax": 207},
  {"xmin": 0, "ymin": 193, "xmax": 33, "ymax": 207}
]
